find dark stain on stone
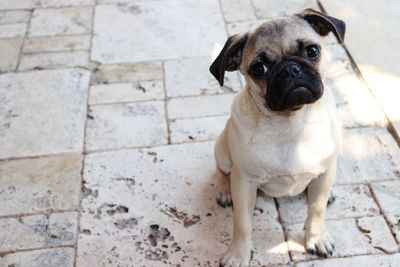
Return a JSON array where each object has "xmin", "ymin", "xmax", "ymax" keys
[
  {"xmin": 113, "ymin": 218, "xmax": 138, "ymax": 230},
  {"xmin": 164, "ymin": 207, "xmax": 201, "ymax": 228},
  {"xmin": 81, "ymin": 229, "xmax": 91, "ymax": 235}
]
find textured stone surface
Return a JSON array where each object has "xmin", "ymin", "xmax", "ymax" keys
[
  {"xmin": 277, "ymin": 185, "xmax": 380, "ymax": 225},
  {"xmin": 170, "ymin": 116, "xmax": 229, "ymax": 144},
  {"xmin": 85, "ymin": 101, "xmax": 167, "ymax": 152},
  {"xmin": 296, "ymin": 253, "xmax": 400, "ymax": 267},
  {"xmin": 0, "ymin": 154, "xmax": 82, "ymax": 216},
  {"xmin": 89, "ymin": 80, "xmax": 164, "ymax": 105},
  {"xmin": 227, "ymin": 19, "xmax": 266, "ymax": 35},
  {"xmin": 91, "ymin": 1, "xmax": 226, "ymax": 63},
  {"xmin": 91, "ymin": 62, "xmax": 163, "ymax": 84},
  {"xmin": 165, "ymin": 57, "xmax": 242, "ymax": 98},
  {"xmin": 220, "ymin": 0, "xmax": 256, "ymax": 22},
  {"xmin": 0, "ymin": 248, "xmax": 75, "ymax": 267},
  {"xmin": 0, "ymin": 0, "xmax": 94, "ymax": 10},
  {"xmin": 252, "ymin": 0, "xmax": 319, "ymax": 18},
  {"xmin": 0, "ymin": 23, "xmax": 27, "ymax": 38},
  {"xmin": 0, "ymin": 10, "xmax": 30, "ymax": 24},
  {"xmin": 336, "ymin": 128, "xmax": 400, "ymax": 184},
  {"xmin": 29, "ymin": 7, "xmax": 92, "ymax": 36},
  {"xmin": 0, "ymin": 38, "xmax": 23, "ymax": 72},
  {"xmin": 19, "ymin": 51, "xmax": 89, "ymax": 71},
  {"xmin": 76, "ymin": 143, "xmax": 289, "ymax": 266},
  {"xmin": 371, "ymin": 181, "xmax": 400, "ymax": 215},
  {"xmin": 23, "ymin": 35, "xmax": 91, "ymax": 53},
  {"xmin": 287, "ymin": 216, "xmax": 397, "ymax": 261},
  {"xmin": 0, "ymin": 212, "xmax": 78, "ymax": 253},
  {"xmin": 0, "ymin": 69, "xmax": 90, "ymax": 159},
  {"xmin": 168, "ymin": 94, "xmax": 235, "ymax": 119}
]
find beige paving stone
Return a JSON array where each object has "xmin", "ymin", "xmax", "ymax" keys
[
  {"xmin": 165, "ymin": 57, "xmax": 242, "ymax": 98},
  {"xmin": 321, "ymin": 0, "xmax": 400, "ymax": 136},
  {"xmin": 296, "ymin": 253, "xmax": 400, "ymax": 267},
  {"xmin": 287, "ymin": 216, "xmax": 396, "ymax": 261},
  {"xmin": 252, "ymin": 0, "xmax": 319, "ymax": 19},
  {"xmin": 0, "ymin": 10, "xmax": 30, "ymax": 24},
  {"xmin": 23, "ymin": 35, "xmax": 91, "ymax": 53},
  {"xmin": 0, "ymin": 247, "xmax": 75, "ymax": 267},
  {"xmin": 0, "ymin": 212, "xmax": 78, "ymax": 253},
  {"xmin": 0, "ymin": 38, "xmax": 23, "ymax": 72},
  {"xmin": 170, "ymin": 116, "xmax": 229, "ymax": 144},
  {"xmin": 77, "ymin": 142, "xmax": 289, "ymax": 266},
  {"xmin": 85, "ymin": 101, "xmax": 167, "ymax": 152},
  {"xmin": 336, "ymin": 128, "xmax": 400, "ymax": 184},
  {"xmin": 371, "ymin": 181, "xmax": 400, "ymax": 215},
  {"xmin": 19, "ymin": 51, "xmax": 89, "ymax": 71},
  {"xmin": 91, "ymin": 62, "xmax": 163, "ymax": 84},
  {"xmin": 89, "ymin": 80, "xmax": 164, "ymax": 105},
  {"xmin": 91, "ymin": 1, "xmax": 226, "ymax": 63},
  {"xmin": 168, "ymin": 94, "xmax": 235, "ymax": 119},
  {"xmin": 29, "ymin": 7, "xmax": 92, "ymax": 37},
  {"xmin": 0, "ymin": 0, "xmax": 94, "ymax": 10},
  {"xmin": 277, "ymin": 185, "xmax": 380, "ymax": 225},
  {"xmin": 227, "ymin": 19, "xmax": 266, "ymax": 35},
  {"xmin": 0, "ymin": 69, "xmax": 90, "ymax": 159},
  {"xmin": 0, "ymin": 154, "xmax": 82, "ymax": 216},
  {"xmin": 0, "ymin": 23, "xmax": 27, "ymax": 38},
  {"xmin": 220, "ymin": 0, "xmax": 256, "ymax": 22}
]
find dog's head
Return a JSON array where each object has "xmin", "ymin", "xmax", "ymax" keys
[{"xmin": 210, "ymin": 9, "xmax": 345, "ymax": 113}]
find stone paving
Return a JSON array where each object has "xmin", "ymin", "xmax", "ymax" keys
[{"xmin": 0, "ymin": 0, "xmax": 399, "ymax": 266}]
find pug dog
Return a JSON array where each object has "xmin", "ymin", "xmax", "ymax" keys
[{"xmin": 210, "ymin": 9, "xmax": 345, "ymax": 267}]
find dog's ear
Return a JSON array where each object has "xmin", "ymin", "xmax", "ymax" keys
[
  {"xmin": 210, "ymin": 33, "xmax": 248, "ymax": 86},
  {"xmin": 298, "ymin": 8, "xmax": 346, "ymax": 44}
]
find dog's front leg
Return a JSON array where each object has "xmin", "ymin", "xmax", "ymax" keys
[
  {"xmin": 220, "ymin": 167, "xmax": 257, "ymax": 267},
  {"xmin": 305, "ymin": 161, "xmax": 336, "ymax": 257}
]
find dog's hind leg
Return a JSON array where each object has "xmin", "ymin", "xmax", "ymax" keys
[{"xmin": 215, "ymin": 124, "xmax": 233, "ymax": 207}]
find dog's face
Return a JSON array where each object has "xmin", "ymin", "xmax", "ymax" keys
[{"xmin": 210, "ymin": 9, "xmax": 345, "ymax": 113}]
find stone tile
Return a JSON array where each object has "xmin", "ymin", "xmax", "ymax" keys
[
  {"xmin": 252, "ymin": 0, "xmax": 319, "ymax": 19},
  {"xmin": 336, "ymin": 128, "xmax": 400, "ymax": 184},
  {"xmin": 0, "ymin": 248, "xmax": 75, "ymax": 267},
  {"xmin": 165, "ymin": 57, "xmax": 242, "ymax": 98},
  {"xmin": 77, "ymin": 142, "xmax": 289, "ymax": 266},
  {"xmin": 170, "ymin": 116, "xmax": 229, "ymax": 144},
  {"xmin": 0, "ymin": 10, "xmax": 30, "ymax": 24},
  {"xmin": 168, "ymin": 94, "xmax": 235, "ymax": 119},
  {"xmin": 277, "ymin": 185, "xmax": 380, "ymax": 225},
  {"xmin": 0, "ymin": 69, "xmax": 90, "ymax": 159},
  {"xmin": 0, "ymin": 154, "xmax": 82, "ymax": 216},
  {"xmin": 23, "ymin": 35, "xmax": 91, "ymax": 53},
  {"xmin": 0, "ymin": 23, "xmax": 26, "ymax": 38},
  {"xmin": 371, "ymin": 181, "xmax": 400, "ymax": 215},
  {"xmin": 85, "ymin": 101, "xmax": 167, "ymax": 152},
  {"xmin": 91, "ymin": 1, "xmax": 226, "ymax": 63},
  {"xmin": 89, "ymin": 80, "xmax": 164, "ymax": 105},
  {"xmin": 0, "ymin": 0, "xmax": 94, "ymax": 10},
  {"xmin": 91, "ymin": 62, "xmax": 163, "ymax": 84},
  {"xmin": 0, "ymin": 38, "xmax": 23, "ymax": 72},
  {"xmin": 287, "ymin": 216, "xmax": 396, "ymax": 261},
  {"xmin": 386, "ymin": 213, "xmax": 400, "ymax": 244},
  {"xmin": 0, "ymin": 212, "xmax": 78, "ymax": 253},
  {"xmin": 323, "ymin": 44, "xmax": 387, "ymax": 128},
  {"xmin": 220, "ymin": 0, "xmax": 256, "ymax": 22},
  {"xmin": 29, "ymin": 7, "xmax": 92, "ymax": 37},
  {"xmin": 296, "ymin": 253, "xmax": 400, "ymax": 267},
  {"xmin": 321, "ymin": 1, "xmax": 400, "ymax": 132},
  {"xmin": 227, "ymin": 19, "xmax": 266, "ymax": 35},
  {"xmin": 18, "ymin": 51, "xmax": 89, "ymax": 71}
]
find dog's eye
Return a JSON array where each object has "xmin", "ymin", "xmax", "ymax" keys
[
  {"xmin": 251, "ymin": 62, "xmax": 268, "ymax": 77},
  {"xmin": 305, "ymin": 45, "xmax": 320, "ymax": 59}
]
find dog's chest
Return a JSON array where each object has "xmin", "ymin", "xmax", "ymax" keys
[{"xmin": 233, "ymin": 112, "xmax": 339, "ymax": 197}]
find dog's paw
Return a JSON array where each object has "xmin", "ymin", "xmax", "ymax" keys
[
  {"xmin": 220, "ymin": 241, "xmax": 252, "ymax": 267},
  {"xmin": 216, "ymin": 190, "xmax": 232, "ymax": 208},
  {"xmin": 306, "ymin": 230, "xmax": 334, "ymax": 258}
]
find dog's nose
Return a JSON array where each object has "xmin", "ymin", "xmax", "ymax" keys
[{"xmin": 283, "ymin": 64, "xmax": 301, "ymax": 79}]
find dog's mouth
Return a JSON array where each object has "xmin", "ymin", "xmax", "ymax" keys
[{"xmin": 265, "ymin": 59, "xmax": 323, "ymax": 112}]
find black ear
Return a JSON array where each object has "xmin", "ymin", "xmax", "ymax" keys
[
  {"xmin": 209, "ymin": 33, "xmax": 248, "ymax": 86},
  {"xmin": 298, "ymin": 8, "xmax": 346, "ymax": 44}
]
